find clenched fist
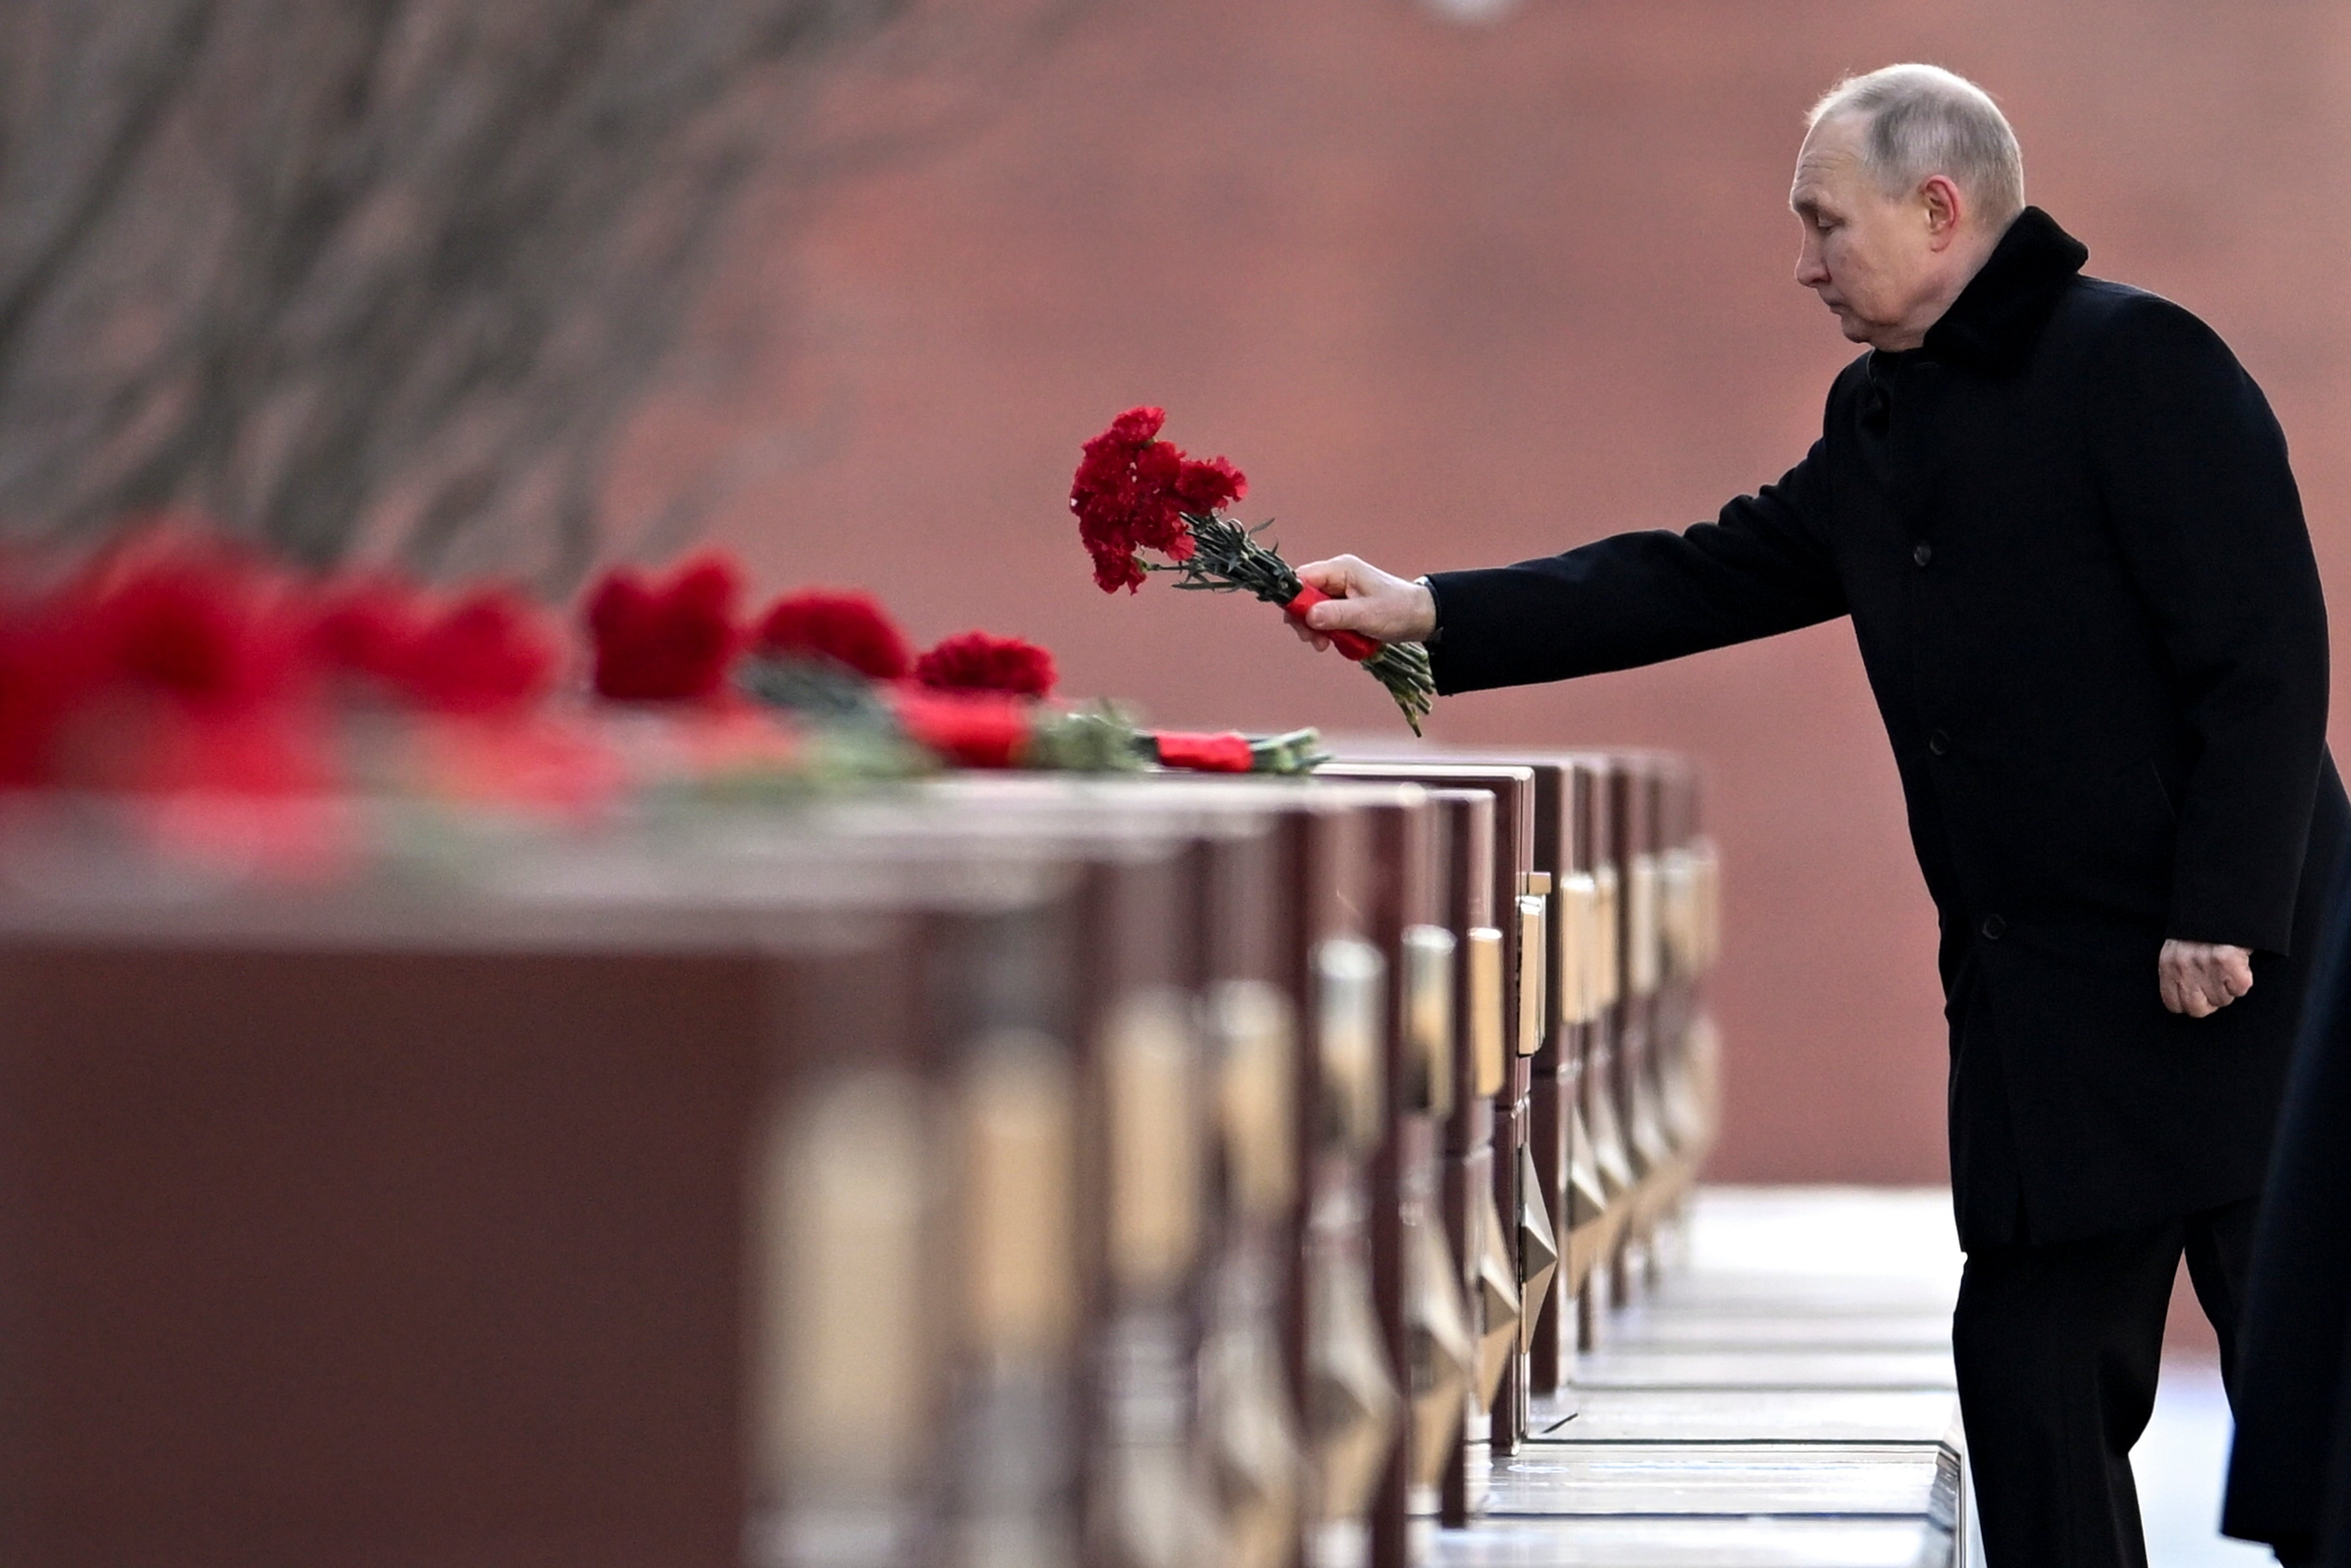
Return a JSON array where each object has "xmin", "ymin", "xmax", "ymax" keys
[
  {"xmin": 2159, "ymin": 939, "xmax": 2253, "ymax": 1018},
  {"xmin": 1287, "ymin": 555, "xmax": 1438, "ymax": 649}
]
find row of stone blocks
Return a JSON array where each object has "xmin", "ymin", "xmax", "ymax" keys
[{"xmin": 0, "ymin": 746, "xmax": 1721, "ymax": 1567}]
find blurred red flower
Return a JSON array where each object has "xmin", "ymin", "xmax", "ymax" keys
[
  {"xmin": 913, "ymin": 630, "xmax": 1057, "ymax": 698},
  {"xmin": 585, "ymin": 553, "xmax": 743, "ymax": 702},
  {"xmin": 306, "ymin": 579, "xmax": 428, "ymax": 689},
  {"xmin": 0, "ymin": 598, "xmax": 103, "ymax": 788},
  {"xmin": 404, "ymin": 590, "xmax": 558, "ymax": 715},
  {"xmin": 93, "ymin": 557, "xmax": 298, "ymax": 713},
  {"xmin": 753, "ymin": 590, "xmax": 911, "ymax": 680},
  {"xmin": 6, "ymin": 538, "xmax": 558, "ymax": 796},
  {"xmin": 308, "ymin": 578, "xmax": 556, "ymax": 716},
  {"xmin": 0, "ymin": 548, "xmax": 337, "ymax": 796}
]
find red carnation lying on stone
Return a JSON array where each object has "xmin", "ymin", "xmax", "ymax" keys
[
  {"xmin": 404, "ymin": 590, "xmax": 558, "ymax": 715},
  {"xmin": 310, "ymin": 579, "xmax": 556, "ymax": 716},
  {"xmin": 585, "ymin": 553, "xmax": 743, "ymax": 702},
  {"xmin": 0, "ymin": 547, "xmax": 334, "ymax": 797},
  {"xmin": 913, "ymin": 630, "xmax": 1057, "ymax": 698},
  {"xmin": 306, "ymin": 580, "xmax": 426, "ymax": 691},
  {"xmin": 94, "ymin": 556, "xmax": 299, "ymax": 714},
  {"xmin": 0, "ymin": 593, "xmax": 104, "ymax": 788},
  {"xmin": 753, "ymin": 590, "xmax": 912, "ymax": 681}
]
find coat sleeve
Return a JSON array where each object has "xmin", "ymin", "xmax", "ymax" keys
[
  {"xmin": 1422, "ymin": 441, "xmax": 1847, "ymax": 696},
  {"xmin": 2088, "ymin": 296, "xmax": 2330, "ymax": 954}
]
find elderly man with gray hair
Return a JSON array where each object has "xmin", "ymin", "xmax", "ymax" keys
[{"xmin": 1295, "ymin": 64, "xmax": 2348, "ymax": 1567}]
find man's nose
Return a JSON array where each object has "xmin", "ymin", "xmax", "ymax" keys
[{"xmin": 1794, "ymin": 245, "xmax": 1828, "ymax": 288}]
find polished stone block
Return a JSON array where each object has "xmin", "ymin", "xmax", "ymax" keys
[
  {"xmin": 1597, "ymin": 1311, "xmax": 1950, "ymax": 1349},
  {"xmin": 1484, "ymin": 1441, "xmax": 1951, "ymax": 1517},
  {"xmin": 1533, "ymin": 1387, "xmax": 1961, "ymax": 1444},
  {"xmin": 1430, "ymin": 1187, "xmax": 1967, "ymax": 1568},
  {"xmin": 1430, "ymin": 1516, "xmax": 1954, "ymax": 1568},
  {"xmin": 1568, "ymin": 1347, "xmax": 1957, "ymax": 1390}
]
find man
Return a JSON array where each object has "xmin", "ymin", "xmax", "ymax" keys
[{"xmin": 1293, "ymin": 64, "xmax": 2347, "ymax": 1568}]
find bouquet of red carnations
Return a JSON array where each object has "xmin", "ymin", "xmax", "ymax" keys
[{"xmin": 1070, "ymin": 406, "xmax": 1436, "ymax": 733}]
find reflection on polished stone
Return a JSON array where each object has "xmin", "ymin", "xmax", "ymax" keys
[{"xmin": 1434, "ymin": 1187, "xmax": 1968, "ymax": 1568}]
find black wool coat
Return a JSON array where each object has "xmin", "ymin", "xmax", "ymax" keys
[
  {"xmin": 2223, "ymin": 848, "xmax": 2351, "ymax": 1562},
  {"xmin": 1427, "ymin": 208, "xmax": 2346, "ymax": 1248}
]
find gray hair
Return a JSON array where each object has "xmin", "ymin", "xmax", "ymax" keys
[{"xmin": 1809, "ymin": 65, "xmax": 2025, "ymax": 229}]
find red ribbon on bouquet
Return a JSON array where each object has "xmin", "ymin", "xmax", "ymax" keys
[
  {"xmin": 1281, "ymin": 584, "xmax": 1380, "ymax": 663},
  {"xmin": 1152, "ymin": 731, "xmax": 1257, "ymax": 772}
]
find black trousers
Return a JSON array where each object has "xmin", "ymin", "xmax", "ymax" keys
[{"xmin": 1952, "ymin": 1197, "xmax": 2259, "ymax": 1568}]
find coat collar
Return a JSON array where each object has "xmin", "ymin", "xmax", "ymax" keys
[{"xmin": 1915, "ymin": 207, "xmax": 2089, "ymax": 374}]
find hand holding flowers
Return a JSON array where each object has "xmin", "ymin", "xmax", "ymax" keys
[{"xmin": 1285, "ymin": 554, "xmax": 1440, "ymax": 649}]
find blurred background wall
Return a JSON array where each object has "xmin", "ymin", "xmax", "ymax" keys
[{"xmin": 629, "ymin": 0, "xmax": 2351, "ymax": 1185}]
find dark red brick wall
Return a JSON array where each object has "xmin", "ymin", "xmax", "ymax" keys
[{"xmin": 619, "ymin": 0, "xmax": 2351, "ymax": 1185}]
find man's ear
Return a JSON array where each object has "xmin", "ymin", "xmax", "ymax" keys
[{"xmin": 1921, "ymin": 175, "xmax": 1966, "ymax": 250}]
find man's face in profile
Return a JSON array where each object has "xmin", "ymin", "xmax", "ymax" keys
[{"xmin": 1790, "ymin": 116, "xmax": 1937, "ymax": 350}]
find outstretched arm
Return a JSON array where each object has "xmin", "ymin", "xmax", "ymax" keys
[{"xmin": 1295, "ymin": 441, "xmax": 1847, "ymax": 695}]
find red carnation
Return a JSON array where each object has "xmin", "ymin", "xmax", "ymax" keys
[
  {"xmin": 1070, "ymin": 404, "xmax": 1215, "ymax": 594},
  {"xmin": 0, "ymin": 548, "xmax": 338, "ymax": 795},
  {"xmin": 1105, "ymin": 406, "xmax": 1166, "ymax": 446},
  {"xmin": 0, "ymin": 598, "xmax": 104, "ymax": 788},
  {"xmin": 306, "ymin": 579, "xmax": 428, "ymax": 689},
  {"xmin": 585, "ymin": 553, "xmax": 744, "ymax": 702},
  {"xmin": 403, "ymin": 590, "xmax": 558, "ymax": 715},
  {"xmin": 913, "ymin": 630, "xmax": 1057, "ymax": 698},
  {"xmin": 306, "ymin": 578, "xmax": 553, "ymax": 716},
  {"xmin": 93, "ymin": 558, "xmax": 295, "ymax": 713},
  {"xmin": 754, "ymin": 590, "xmax": 911, "ymax": 680},
  {"xmin": 1174, "ymin": 455, "xmax": 1246, "ymax": 516}
]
